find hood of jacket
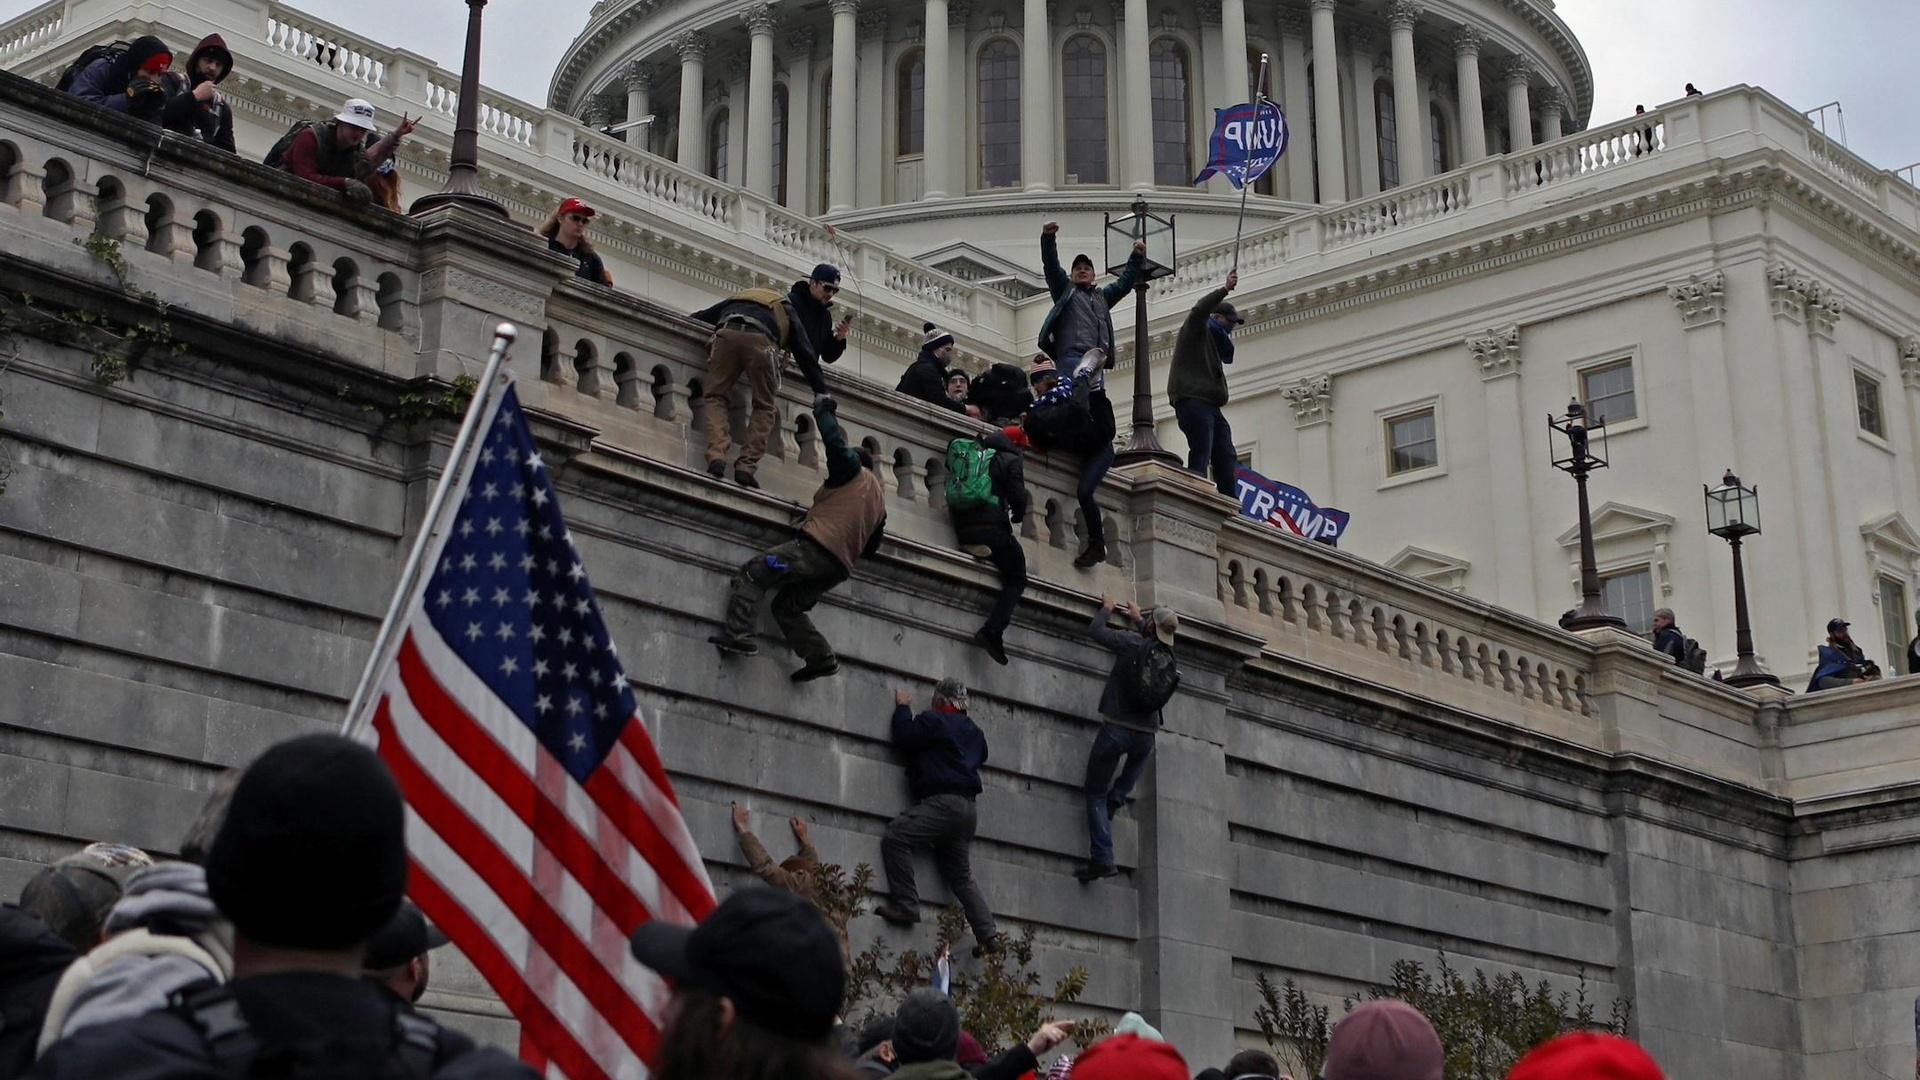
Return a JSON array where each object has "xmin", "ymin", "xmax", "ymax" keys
[
  {"xmin": 104, "ymin": 862, "xmax": 222, "ymax": 938},
  {"xmin": 789, "ymin": 278, "xmax": 834, "ymax": 324},
  {"xmin": 185, "ymin": 34, "xmax": 232, "ymax": 85},
  {"xmin": 113, "ymin": 35, "xmax": 172, "ymax": 84}
]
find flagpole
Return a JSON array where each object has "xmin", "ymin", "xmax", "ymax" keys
[
  {"xmin": 1230, "ymin": 53, "xmax": 1269, "ymax": 274},
  {"xmin": 341, "ymin": 323, "xmax": 519, "ymax": 739}
]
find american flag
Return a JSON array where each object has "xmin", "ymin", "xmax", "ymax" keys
[{"xmin": 358, "ymin": 382, "xmax": 716, "ymax": 1079}]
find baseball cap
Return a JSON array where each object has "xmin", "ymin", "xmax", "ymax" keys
[
  {"xmin": 335, "ymin": 98, "xmax": 377, "ymax": 129},
  {"xmin": 1071, "ymin": 1034, "xmax": 1188, "ymax": 1080},
  {"xmin": 18, "ymin": 843, "xmax": 155, "ymax": 950},
  {"xmin": 1147, "ymin": 607, "xmax": 1179, "ymax": 646},
  {"xmin": 1071, "ymin": 252, "xmax": 1095, "ymax": 270},
  {"xmin": 810, "ymin": 262, "xmax": 842, "ymax": 284},
  {"xmin": 1826, "ymin": 618, "xmax": 1849, "ymax": 632},
  {"xmin": 1214, "ymin": 301, "xmax": 1244, "ymax": 324},
  {"xmin": 558, "ymin": 197, "xmax": 597, "ymax": 219},
  {"xmin": 629, "ymin": 886, "xmax": 844, "ymax": 1040},
  {"xmin": 1508, "ymin": 1032, "xmax": 1666, "ymax": 1080},
  {"xmin": 363, "ymin": 899, "xmax": 451, "ymax": 969}
]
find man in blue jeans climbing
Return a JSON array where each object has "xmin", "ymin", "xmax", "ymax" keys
[{"xmin": 1076, "ymin": 596, "xmax": 1179, "ymax": 883}]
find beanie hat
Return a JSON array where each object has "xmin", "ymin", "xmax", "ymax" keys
[
  {"xmin": 923, "ymin": 322, "xmax": 956, "ymax": 352},
  {"xmin": 893, "ymin": 987, "xmax": 961, "ymax": 1064},
  {"xmin": 956, "ymin": 1031, "xmax": 989, "ymax": 1067},
  {"xmin": 204, "ymin": 734, "xmax": 407, "ymax": 950},
  {"xmin": 18, "ymin": 843, "xmax": 155, "ymax": 951},
  {"xmin": 1113, "ymin": 1012, "xmax": 1165, "ymax": 1042},
  {"xmin": 1323, "ymin": 1001, "xmax": 1444, "ymax": 1080},
  {"xmin": 1507, "ymin": 1033, "xmax": 1666, "ymax": 1080},
  {"xmin": 1071, "ymin": 1034, "xmax": 1187, "ymax": 1080},
  {"xmin": 1028, "ymin": 356, "xmax": 1057, "ymax": 384}
]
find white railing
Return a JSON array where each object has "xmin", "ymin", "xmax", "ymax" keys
[
  {"xmin": 1504, "ymin": 110, "xmax": 1665, "ymax": 191},
  {"xmin": 264, "ymin": 10, "xmax": 391, "ymax": 91},
  {"xmin": 765, "ymin": 205, "xmax": 857, "ymax": 266},
  {"xmin": 0, "ymin": 0, "xmax": 62, "ymax": 67},
  {"xmin": 425, "ymin": 74, "xmax": 539, "ymax": 148},
  {"xmin": 1324, "ymin": 171, "xmax": 1473, "ymax": 248},
  {"xmin": 1807, "ymin": 133, "xmax": 1880, "ymax": 200},
  {"xmin": 882, "ymin": 255, "xmax": 973, "ymax": 321}
]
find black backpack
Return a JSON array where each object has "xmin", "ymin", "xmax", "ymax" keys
[
  {"xmin": 1119, "ymin": 640, "xmax": 1181, "ymax": 716},
  {"xmin": 1681, "ymin": 638, "xmax": 1707, "ymax": 674},
  {"xmin": 178, "ymin": 984, "xmax": 443, "ymax": 1080},
  {"xmin": 263, "ymin": 119, "xmax": 323, "ymax": 169},
  {"xmin": 56, "ymin": 41, "xmax": 128, "ymax": 93}
]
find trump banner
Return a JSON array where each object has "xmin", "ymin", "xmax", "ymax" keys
[
  {"xmin": 1193, "ymin": 99, "xmax": 1288, "ymax": 189},
  {"xmin": 1235, "ymin": 466, "xmax": 1351, "ymax": 546}
]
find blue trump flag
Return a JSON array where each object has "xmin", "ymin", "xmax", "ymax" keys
[
  {"xmin": 1235, "ymin": 466, "xmax": 1351, "ymax": 546},
  {"xmin": 1194, "ymin": 99, "xmax": 1288, "ymax": 188}
]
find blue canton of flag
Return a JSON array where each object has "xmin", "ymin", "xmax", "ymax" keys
[{"xmin": 423, "ymin": 385, "xmax": 633, "ymax": 782}]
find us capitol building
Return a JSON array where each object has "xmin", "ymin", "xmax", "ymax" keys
[{"xmin": 4, "ymin": 0, "xmax": 1917, "ymax": 682}]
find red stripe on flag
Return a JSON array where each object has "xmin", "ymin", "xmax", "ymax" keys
[
  {"xmin": 617, "ymin": 721, "xmax": 683, "ymax": 809},
  {"xmin": 401, "ymin": 848, "xmax": 606, "ymax": 1080},
  {"xmin": 584, "ymin": 765, "xmax": 717, "ymax": 923},
  {"xmin": 396, "ymin": 635, "xmax": 654, "ymax": 931},
  {"xmin": 374, "ymin": 699, "xmax": 665, "ymax": 1064}
]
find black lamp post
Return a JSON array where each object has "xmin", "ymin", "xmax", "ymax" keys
[
  {"xmin": 1106, "ymin": 198, "xmax": 1180, "ymax": 467},
  {"xmin": 1704, "ymin": 470, "xmax": 1780, "ymax": 687},
  {"xmin": 410, "ymin": 0, "xmax": 510, "ymax": 219},
  {"xmin": 1549, "ymin": 398, "xmax": 1627, "ymax": 631}
]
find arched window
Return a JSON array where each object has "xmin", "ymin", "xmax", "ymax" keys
[
  {"xmin": 707, "ymin": 107, "xmax": 730, "ymax": 181},
  {"xmin": 1149, "ymin": 38, "xmax": 1190, "ymax": 186},
  {"xmin": 1429, "ymin": 104, "xmax": 1448, "ymax": 175},
  {"xmin": 772, "ymin": 84, "xmax": 790, "ymax": 204},
  {"xmin": 977, "ymin": 39, "xmax": 1021, "ymax": 188},
  {"xmin": 1062, "ymin": 36, "xmax": 1108, "ymax": 184},
  {"xmin": 897, "ymin": 49, "xmax": 925, "ymax": 157},
  {"xmin": 1374, "ymin": 80, "xmax": 1398, "ymax": 189},
  {"xmin": 1247, "ymin": 45, "xmax": 1274, "ymax": 194}
]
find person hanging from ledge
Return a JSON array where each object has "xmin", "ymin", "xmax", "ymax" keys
[
  {"xmin": 1077, "ymin": 597, "xmax": 1180, "ymax": 884},
  {"xmin": 947, "ymin": 424, "xmax": 1032, "ymax": 666},
  {"xmin": 269, "ymin": 97, "xmax": 416, "ymax": 211},
  {"xmin": 158, "ymin": 35, "xmax": 235, "ymax": 153},
  {"xmin": 1023, "ymin": 350, "xmax": 1114, "ymax": 565},
  {"xmin": 708, "ymin": 394, "xmax": 884, "ymax": 682},
  {"xmin": 1035, "ymin": 222, "xmax": 1146, "ymax": 569},
  {"xmin": 729, "ymin": 804, "xmax": 851, "ymax": 969},
  {"xmin": 1167, "ymin": 270, "xmax": 1243, "ymax": 497},
  {"xmin": 61, "ymin": 36, "xmax": 174, "ymax": 126},
  {"xmin": 896, "ymin": 323, "xmax": 980, "ymax": 417},
  {"xmin": 538, "ymin": 198, "xmax": 613, "ymax": 286},
  {"xmin": 689, "ymin": 263, "xmax": 843, "ymax": 489}
]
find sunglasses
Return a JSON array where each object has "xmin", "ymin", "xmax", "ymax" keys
[
  {"xmin": 816, "ymin": 282, "xmax": 841, "ymax": 295},
  {"xmin": 565, "ymin": 214, "xmax": 591, "ymax": 225}
]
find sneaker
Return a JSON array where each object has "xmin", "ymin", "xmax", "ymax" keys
[
  {"xmin": 971, "ymin": 934, "xmax": 1006, "ymax": 958},
  {"xmin": 1073, "ymin": 542, "xmax": 1106, "ymax": 569},
  {"xmin": 974, "ymin": 628, "xmax": 1008, "ymax": 666},
  {"xmin": 1107, "ymin": 795, "xmax": 1132, "ymax": 819},
  {"xmin": 734, "ymin": 469, "xmax": 761, "ymax": 490},
  {"xmin": 1074, "ymin": 349, "xmax": 1106, "ymax": 379},
  {"xmin": 791, "ymin": 657, "xmax": 841, "ymax": 683},
  {"xmin": 873, "ymin": 900, "xmax": 920, "ymax": 926},
  {"xmin": 1073, "ymin": 862, "xmax": 1119, "ymax": 884},
  {"xmin": 706, "ymin": 460, "xmax": 727, "ymax": 479},
  {"xmin": 707, "ymin": 633, "xmax": 758, "ymax": 658}
]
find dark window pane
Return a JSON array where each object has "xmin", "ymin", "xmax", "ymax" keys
[
  {"xmin": 897, "ymin": 50, "xmax": 925, "ymax": 156},
  {"xmin": 1375, "ymin": 81, "xmax": 1398, "ymax": 189},
  {"xmin": 708, "ymin": 108, "xmax": 729, "ymax": 181},
  {"xmin": 978, "ymin": 40, "xmax": 1021, "ymax": 188},
  {"xmin": 1063, "ymin": 36, "xmax": 1108, "ymax": 184},
  {"xmin": 1150, "ymin": 39, "xmax": 1190, "ymax": 186}
]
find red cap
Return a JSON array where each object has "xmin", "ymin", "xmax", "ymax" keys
[
  {"xmin": 1069, "ymin": 1035, "xmax": 1186, "ymax": 1080},
  {"xmin": 999, "ymin": 425, "xmax": 1032, "ymax": 450},
  {"xmin": 140, "ymin": 52, "xmax": 173, "ymax": 73},
  {"xmin": 557, "ymin": 197, "xmax": 596, "ymax": 218},
  {"xmin": 1508, "ymin": 1034, "xmax": 1665, "ymax": 1080}
]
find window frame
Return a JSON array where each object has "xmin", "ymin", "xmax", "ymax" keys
[
  {"xmin": 896, "ymin": 48, "xmax": 926, "ymax": 160},
  {"xmin": 1377, "ymin": 396, "xmax": 1447, "ymax": 488},
  {"xmin": 1878, "ymin": 575, "xmax": 1911, "ymax": 673},
  {"xmin": 1374, "ymin": 78, "xmax": 1399, "ymax": 190},
  {"xmin": 771, "ymin": 83, "xmax": 790, "ymax": 206},
  {"xmin": 974, "ymin": 36, "xmax": 1022, "ymax": 190},
  {"xmin": 1148, "ymin": 36, "xmax": 1193, "ymax": 187},
  {"xmin": 1429, "ymin": 103, "xmax": 1449, "ymax": 174},
  {"xmin": 1599, "ymin": 564, "xmax": 1658, "ymax": 636},
  {"xmin": 1854, "ymin": 365, "xmax": 1888, "ymax": 444},
  {"xmin": 1568, "ymin": 347, "xmax": 1647, "ymax": 436},
  {"xmin": 1060, "ymin": 33, "xmax": 1111, "ymax": 186},
  {"xmin": 706, "ymin": 106, "xmax": 731, "ymax": 182}
]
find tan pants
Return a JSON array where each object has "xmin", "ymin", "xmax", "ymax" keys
[{"xmin": 703, "ymin": 329, "xmax": 781, "ymax": 475}]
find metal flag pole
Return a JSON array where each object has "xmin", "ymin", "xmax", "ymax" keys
[
  {"xmin": 340, "ymin": 323, "xmax": 519, "ymax": 738},
  {"xmin": 1230, "ymin": 52, "xmax": 1270, "ymax": 274}
]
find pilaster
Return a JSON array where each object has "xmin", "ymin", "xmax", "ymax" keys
[
  {"xmin": 1666, "ymin": 269, "xmax": 1726, "ymax": 328},
  {"xmin": 1285, "ymin": 373, "xmax": 1333, "ymax": 503},
  {"xmin": 1466, "ymin": 323, "xmax": 1520, "ymax": 379},
  {"xmin": 1469, "ymin": 325, "xmax": 1537, "ymax": 611}
]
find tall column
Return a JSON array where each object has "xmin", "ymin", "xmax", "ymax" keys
[
  {"xmin": 1386, "ymin": 1, "xmax": 1423, "ymax": 184},
  {"xmin": 745, "ymin": 6, "xmax": 778, "ymax": 196},
  {"xmin": 1347, "ymin": 27, "xmax": 1378, "ymax": 196},
  {"xmin": 856, "ymin": 8, "xmax": 887, "ymax": 206},
  {"xmin": 1451, "ymin": 27, "xmax": 1485, "ymax": 161},
  {"xmin": 1020, "ymin": 0, "xmax": 1053, "ymax": 190},
  {"xmin": 675, "ymin": 33, "xmax": 708, "ymax": 169},
  {"xmin": 1277, "ymin": 9, "xmax": 1311, "ymax": 201},
  {"xmin": 786, "ymin": 30, "xmax": 815, "ymax": 210},
  {"xmin": 828, "ymin": 0, "xmax": 859, "ymax": 211},
  {"xmin": 1123, "ymin": 0, "xmax": 1153, "ymax": 189},
  {"xmin": 1221, "ymin": 0, "xmax": 1250, "ymax": 96},
  {"xmin": 1503, "ymin": 57, "xmax": 1533, "ymax": 152},
  {"xmin": 947, "ymin": 2, "xmax": 970, "ymax": 194},
  {"xmin": 1538, "ymin": 85, "xmax": 1564, "ymax": 142},
  {"xmin": 923, "ymin": 0, "xmax": 951, "ymax": 198},
  {"xmin": 623, "ymin": 62, "xmax": 653, "ymax": 150},
  {"xmin": 1307, "ymin": 0, "xmax": 1345, "ymax": 202}
]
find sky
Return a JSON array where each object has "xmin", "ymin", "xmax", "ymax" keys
[{"xmin": 8, "ymin": 0, "xmax": 1917, "ymax": 170}]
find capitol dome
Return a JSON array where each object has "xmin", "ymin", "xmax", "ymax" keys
[{"xmin": 549, "ymin": 0, "xmax": 1592, "ymax": 270}]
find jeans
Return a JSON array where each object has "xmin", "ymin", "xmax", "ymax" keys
[
  {"xmin": 1083, "ymin": 722, "xmax": 1155, "ymax": 867},
  {"xmin": 976, "ymin": 531, "xmax": 1027, "ymax": 636},
  {"xmin": 881, "ymin": 793, "xmax": 997, "ymax": 941},
  {"xmin": 1077, "ymin": 444, "xmax": 1116, "ymax": 547},
  {"xmin": 722, "ymin": 536, "xmax": 847, "ymax": 664},
  {"xmin": 1173, "ymin": 398, "xmax": 1238, "ymax": 497}
]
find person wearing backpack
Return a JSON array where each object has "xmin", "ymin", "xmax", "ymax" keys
[
  {"xmin": 948, "ymin": 426, "xmax": 1032, "ymax": 665},
  {"xmin": 1649, "ymin": 608, "xmax": 1690, "ymax": 668},
  {"xmin": 1076, "ymin": 597, "xmax": 1180, "ymax": 883},
  {"xmin": 64, "ymin": 36, "xmax": 174, "ymax": 125},
  {"xmin": 276, "ymin": 98, "xmax": 417, "ymax": 209},
  {"xmin": 26, "ymin": 734, "xmax": 534, "ymax": 1080}
]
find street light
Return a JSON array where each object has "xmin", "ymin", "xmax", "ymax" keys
[
  {"xmin": 410, "ymin": 0, "xmax": 510, "ymax": 219},
  {"xmin": 1548, "ymin": 398, "xmax": 1627, "ymax": 631},
  {"xmin": 1105, "ymin": 197, "xmax": 1180, "ymax": 467},
  {"xmin": 1704, "ymin": 470, "xmax": 1781, "ymax": 687}
]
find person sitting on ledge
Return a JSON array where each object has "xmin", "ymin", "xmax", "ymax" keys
[
  {"xmin": 1807, "ymin": 617, "xmax": 1880, "ymax": 691},
  {"xmin": 708, "ymin": 394, "xmax": 885, "ymax": 683},
  {"xmin": 539, "ymin": 197, "xmax": 613, "ymax": 286}
]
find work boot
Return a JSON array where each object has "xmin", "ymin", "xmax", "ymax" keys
[
  {"xmin": 1073, "ymin": 540, "xmax": 1106, "ymax": 569},
  {"xmin": 706, "ymin": 460, "xmax": 727, "ymax": 479},
  {"xmin": 873, "ymin": 900, "xmax": 920, "ymax": 926},
  {"xmin": 791, "ymin": 657, "xmax": 841, "ymax": 683},
  {"xmin": 708, "ymin": 633, "xmax": 758, "ymax": 658},
  {"xmin": 974, "ymin": 628, "xmax": 1008, "ymax": 666},
  {"xmin": 734, "ymin": 469, "xmax": 761, "ymax": 490},
  {"xmin": 1073, "ymin": 862, "xmax": 1119, "ymax": 884},
  {"xmin": 971, "ymin": 934, "xmax": 1007, "ymax": 959}
]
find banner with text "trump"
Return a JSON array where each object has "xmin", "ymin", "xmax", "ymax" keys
[{"xmin": 1235, "ymin": 466, "xmax": 1350, "ymax": 546}]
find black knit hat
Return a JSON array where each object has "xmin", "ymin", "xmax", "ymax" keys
[
  {"xmin": 204, "ymin": 734, "xmax": 407, "ymax": 950},
  {"xmin": 892, "ymin": 987, "xmax": 961, "ymax": 1064},
  {"xmin": 922, "ymin": 322, "xmax": 956, "ymax": 352}
]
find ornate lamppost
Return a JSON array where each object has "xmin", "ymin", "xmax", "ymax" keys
[
  {"xmin": 1704, "ymin": 470, "xmax": 1780, "ymax": 687},
  {"xmin": 1548, "ymin": 398, "xmax": 1626, "ymax": 631},
  {"xmin": 410, "ymin": 0, "xmax": 510, "ymax": 219},
  {"xmin": 1106, "ymin": 198, "xmax": 1180, "ymax": 467}
]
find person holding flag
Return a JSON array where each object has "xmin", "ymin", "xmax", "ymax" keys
[{"xmin": 1167, "ymin": 270, "xmax": 1243, "ymax": 497}]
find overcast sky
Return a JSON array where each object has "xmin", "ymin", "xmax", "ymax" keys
[{"xmin": 11, "ymin": 0, "xmax": 1917, "ymax": 169}]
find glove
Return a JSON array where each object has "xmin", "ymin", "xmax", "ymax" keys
[
  {"xmin": 342, "ymin": 179, "xmax": 373, "ymax": 205},
  {"xmin": 813, "ymin": 394, "xmax": 837, "ymax": 414}
]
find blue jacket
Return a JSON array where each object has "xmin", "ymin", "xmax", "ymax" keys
[
  {"xmin": 1806, "ymin": 642, "xmax": 1869, "ymax": 692},
  {"xmin": 1035, "ymin": 231, "xmax": 1145, "ymax": 360},
  {"xmin": 890, "ymin": 705, "xmax": 987, "ymax": 801},
  {"xmin": 67, "ymin": 36, "xmax": 173, "ymax": 124}
]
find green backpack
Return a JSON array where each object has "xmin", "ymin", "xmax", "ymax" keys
[{"xmin": 945, "ymin": 438, "xmax": 999, "ymax": 511}]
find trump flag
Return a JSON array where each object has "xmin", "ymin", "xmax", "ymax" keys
[{"xmin": 1193, "ymin": 99, "xmax": 1289, "ymax": 188}]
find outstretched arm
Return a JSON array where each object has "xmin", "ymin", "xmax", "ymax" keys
[
  {"xmin": 814, "ymin": 396, "xmax": 863, "ymax": 485},
  {"xmin": 1039, "ymin": 223, "xmax": 1069, "ymax": 298},
  {"xmin": 1103, "ymin": 242, "xmax": 1149, "ymax": 307}
]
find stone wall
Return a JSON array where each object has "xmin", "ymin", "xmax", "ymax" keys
[{"xmin": 2, "ymin": 72, "xmax": 1919, "ymax": 1075}]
